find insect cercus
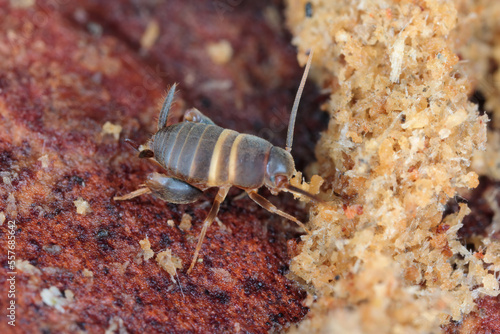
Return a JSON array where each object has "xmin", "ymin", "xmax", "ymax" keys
[{"xmin": 115, "ymin": 50, "xmax": 317, "ymax": 273}]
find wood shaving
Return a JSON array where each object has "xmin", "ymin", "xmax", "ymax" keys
[
  {"xmin": 156, "ymin": 249, "xmax": 183, "ymax": 283},
  {"xmin": 179, "ymin": 213, "xmax": 192, "ymax": 231},
  {"xmin": 82, "ymin": 268, "xmax": 93, "ymax": 278},
  {"xmin": 74, "ymin": 198, "xmax": 92, "ymax": 215},
  {"xmin": 138, "ymin": 237, "xmax": 155, "ymax": 261},
  {"xmin": 16, "ymin": 259, "xmax": 41, "ymax": 275},
  {"xmin": 105, "ymin": 316, "xmax": 128, "ymax": 334},
  {"xmin": 140, "ymin": 20, "xmax": 160, "ymax": 51},
  {"xmin": 38, "ymin": 154, "xmax": 49, "ymax": 168},
  {"xmin": 206, "ymin": 40, "xmax": 233, "ymax": 65},
  {"xmin": 41, "ymin": 286, "xmax": 70, "ymax": 313},
  {"xmin": 112, "ymin": 262, "xmax": 130, "ymax": 275},
  {"xmin": 102, "ymin": 121, "xmax": 122, "ymax": 141},
  {"xmin": 9, "ymin": 0, "xmax": 34, "ymax": 8},
  {"xmin": 285, "ymin": 0, "xmax": 500, "ymax": 331}
]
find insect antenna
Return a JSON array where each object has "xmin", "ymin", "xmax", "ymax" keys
[
  {"xmin": 286, "ymin": 49, "xmax": 314, "ymax": 153},
  {"xmin": 157, "ymin": 83, "xmax": 177, "ymax": 130}
]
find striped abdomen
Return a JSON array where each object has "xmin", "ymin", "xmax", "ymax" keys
[{"xmin": 153, "ymin": 122, "xmax": 273, "ymax": 189}]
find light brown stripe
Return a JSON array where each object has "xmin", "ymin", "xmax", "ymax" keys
[
  {"xmin": 228, "ymin": 134, "xmax": 244, "ymax": 184},
  {"xmin": 208, "ymin": 129, "xmax": 232, "ymax": 185}
]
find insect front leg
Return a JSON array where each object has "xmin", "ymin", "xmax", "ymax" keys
[
  {"xmin": 184, "ymin": 108, "xmax": 216, "ymax": 125},
  {"xmin": 187, "ymin": 186, "xmax": 230, "ymax": 274},
  {"xmin": 114, "ymin": 172, "xmax": 203, "ymax": 204},
  {"xmin": 246, "ymin": 190, "xmax": 310, "ymax": 234}
]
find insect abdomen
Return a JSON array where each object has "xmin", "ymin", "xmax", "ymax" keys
[{"xmin": 153, "ymin": 122, "xmax": 272, "ymax": 189}]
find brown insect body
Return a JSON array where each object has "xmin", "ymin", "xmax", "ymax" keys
[
  {"xmin": 115, "ymin": 50, "xmax": 314, "ymax": 273},
  {"xmin": 152, "ymin": 122, "xmax": 294, "ymax": 192}
]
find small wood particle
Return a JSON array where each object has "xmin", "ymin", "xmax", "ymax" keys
[
  {"xmin": 167, "ymin": 219, "xmax": 175, "ymax": 227},
  {"xmin": 43, "ymin": 244, "xmax": 62, "ymax": 255},
  {"xmin": 105, "ymin": 316, "xmax": 127, "ymax": 334},
  {"xmin": 2, "ymin": 176, "xmax": 11, "ymax": 186},
  {"xmin": 16, "ymin": 259, "xmax": 41, "ymax": 275},
  {"xmin": 82, "ymin": 268, "xmax": 94, "ymax": 278},
  {"xmin": 139, "ymin": 238, "xmax": 155, "ymax": 261},
  {"xmin": 179, "ymin": 213, "xmax": 192, "ymax": 231},
  {"xmin": 64, "ymin": 289, "xmax": 74, "ymax": 302},
  {"xmin": 9, "ymin": 0, "xmax": 35, "ymax": 8},
  {"xmin": 102, "ymin": 121, "xmax": 122, "ymax": 141},
  {"xmin": 41, "ymin": 286, "xmax": 68, "ymax": 313},
  {"xmin": 482, "ymin": 274, "xmax": 499, "ymax": 293},
  {"xmin": 263, "ymin": 6, "xmax": 281, "ymax": 32},
  {"xmin": 74, "ymin": 198, "xmax": 92, "ymax": 215},
  {"xmin": 38, "ymin": 154, "xmax": 49, "ymax": 168},
  {"xmin": 140, "ymin": 20, "xmax": 160, "ymax": 50},
  {"xmin": 113, "ymin": 261, "xmax": 130, "ymax": 275},
  {"xmin": 0, "ymin": 212, "xmax": 5, "ymax": 226},
  {"xmin": 289, "ymin": 172, "xmax": 324, "ymax": 198},
  {"xmin": 206, "ymin": 40, "xmax": 233, "ymax": 65},
  {"xmin": 6, "ymin": 193, "xmax": 17, "ymax": 218},
  {"xmin": 156, "ymin": 249, "xmax": 182, "ymax": 283},
  {"xmin": 390, "ymin": 35, "xmax": 405, "ymax": 83}
]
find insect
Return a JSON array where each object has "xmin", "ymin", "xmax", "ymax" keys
[{"xmin": 115, "ymin": 50, "xmax": 315, "ymax": 273}]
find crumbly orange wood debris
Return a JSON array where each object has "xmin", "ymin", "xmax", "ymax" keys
[
  {"xmin": 286, "ymin": 0, "xmax": 499, "ymax": 332},
  {"xmin": 156, "ymin": 249, "xmax": 183, "ymax": 283},
  {"xmin": 179, "ymin": 213, "xmax": 193, "ymax": 231},
  {"xmin": 456, "ymin": 0, "xmax": 500, "ymax": 130},
  {"xmin": 455, "ymin": 0, "xmax": 500, "ymax": 181},
  {"xmin": 138, "ymin": 237, "xmax": 155, "ymax": 261},
  {"xmin": 73, "ymin": 197, "xmax": 92, "ymax": 215}
]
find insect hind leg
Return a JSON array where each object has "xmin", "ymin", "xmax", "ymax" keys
[
  {"xmin": 114, "ymin": 172, "xmax": 203, "ymax": 204},
  {"xmin": 114, "ymin": 187, "xmax": 151, "ymax": 201},
  {"xmin": 187, "ymin": 186, "xmax": 230, "ymax": 274},
  {"xmin": 145, "ymin": 173, "xmax": 203, "ymax": 204},
  {"xmin": 246, "ymin": 190, "xmax": 310, "ymax": 234}
]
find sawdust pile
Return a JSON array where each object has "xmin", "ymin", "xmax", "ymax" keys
[
  {"xmin": 285, "ymin": 0, "xmax": 500, "ymax": 332},
  {"xmin": 456, "ymin": 0, "xmax": 500, "ymax": 180}
]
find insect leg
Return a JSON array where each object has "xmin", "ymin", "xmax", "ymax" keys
[
  {"xmin": 114, "ymin": 187, "xmax": 151, "ymax": 201},
  {"xmin": 114, "ymin": 173, "xmax": 203, "ymax": 204},
  {"xmin": 145, "ymin": 172, "xmax": 203, "ymax": 204},
  {"xmin": 187, "ymin": 186, "xmax": 230, "ymax": 274},
  {"xmin": 184, "ymin": 108, "xmax": 216, "ymax": 125},
  {"xmin": 246, "ymin": 190, "xmax": 311, "ymax": 234}
]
